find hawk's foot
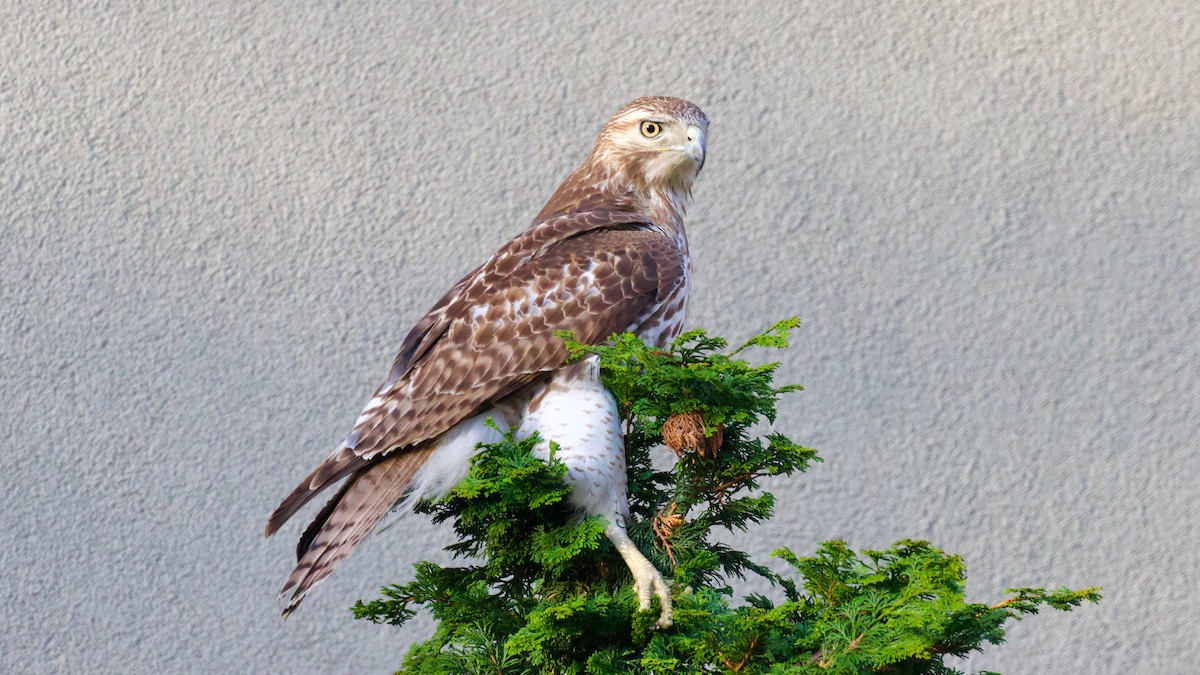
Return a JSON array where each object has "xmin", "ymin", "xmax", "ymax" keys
[
  {"xmin": 631, "ymin": 559, "xmax": 673, "ymax": 629},
  {"xmin": 604, "ymin": 522, "xmax": 673, "ymax": 629}
]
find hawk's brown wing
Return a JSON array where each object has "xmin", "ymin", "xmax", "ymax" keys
[
  {"xmin": 268, "ymin": 215, "xmax": 687, "ymax": 613},
  {"xmin": 265, "ymin": 211, "xmax": 685, "ymax": 536}
]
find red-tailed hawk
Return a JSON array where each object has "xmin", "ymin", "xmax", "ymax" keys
[{"xmin": 265, "ymin": 97, "xmax": 709, "ymax": 628}]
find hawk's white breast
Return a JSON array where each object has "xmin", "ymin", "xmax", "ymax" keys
[{"xmin": 517, "ymin": 356, "xmax": 629, "ymax": 524}]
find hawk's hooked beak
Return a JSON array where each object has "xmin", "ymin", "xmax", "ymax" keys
[{"xmin": 684, "ymin": 124, "xmax": 706, "ymax": 172}]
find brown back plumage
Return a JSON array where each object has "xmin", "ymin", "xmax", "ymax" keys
[{"xmin": 266, "ymin": 97, "xmax": 706, "ymax": 615}]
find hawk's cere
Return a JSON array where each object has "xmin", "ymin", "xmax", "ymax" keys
[{"xmin": 265, "ymin": 97, "xmax": 709, "ymax": 628}]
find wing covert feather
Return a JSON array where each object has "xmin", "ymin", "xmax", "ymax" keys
[{"xmin": 346, "ymin": 217, "xmax": 685, "ymax": 460}]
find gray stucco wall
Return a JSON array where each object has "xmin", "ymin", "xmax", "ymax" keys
[{"xmin": 3, "ymin": 2, "xmax": 1197, "ymax": 672}]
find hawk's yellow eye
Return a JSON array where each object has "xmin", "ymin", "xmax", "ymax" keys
[{"xmin": 640, "ymin": 121, "xmax": 661, "ymax": 138}]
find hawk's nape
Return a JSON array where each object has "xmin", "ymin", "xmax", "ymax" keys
[{"xmin": 266, "ymin": 97, "xmax": 708, "ymax": 625}]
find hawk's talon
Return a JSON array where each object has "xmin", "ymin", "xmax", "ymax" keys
[{"xmin": 633, "ymin": 566, "xmax": 674, "ymax": 629}]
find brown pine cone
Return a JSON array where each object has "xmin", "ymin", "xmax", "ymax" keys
[{"xmin": 662, "ymin": 411, "xmax": 724, "ymax": 459}]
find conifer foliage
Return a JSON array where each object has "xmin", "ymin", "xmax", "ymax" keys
[{"xmin": 353, "ymin": 319, "xmax": 1098, "ymax": 673}]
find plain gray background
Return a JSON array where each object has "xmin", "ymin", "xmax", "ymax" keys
[{"xmin": 2, "ymin": 1, "xmax": 1197, "ymax": 673}]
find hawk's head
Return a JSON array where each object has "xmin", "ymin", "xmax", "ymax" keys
[{"xmin": 592, "ymin": 96, "xmax": 709, "ymax": 201}]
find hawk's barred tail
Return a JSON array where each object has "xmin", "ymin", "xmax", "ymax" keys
[
  {"xmin": 263, "ymin": 447, "xmax": 367, "ymax": 538},
  {"xmin": 278, "ymin": 447, "xmax": 433, "ymax": 616}
]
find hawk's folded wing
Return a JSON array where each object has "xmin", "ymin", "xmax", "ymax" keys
[{"xmin": 265, "ymin": 211, "xmax": 686, "ymax": 535}]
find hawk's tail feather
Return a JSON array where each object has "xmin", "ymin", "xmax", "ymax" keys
[
  {"xmin": 278, "ymin": 447, "xmax": 433, "ymax": 617},
  {"xmin": 295, "ymin": 472, "xmax": 357, "ymax": 562},
  {"xmin": 264, "ymin": 447, "xmax": 367, "ymax": 538}
]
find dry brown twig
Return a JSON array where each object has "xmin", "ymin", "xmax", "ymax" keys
[{"xmin": 652, "ymin": 502, "xmax": 685, "ymax": 566}]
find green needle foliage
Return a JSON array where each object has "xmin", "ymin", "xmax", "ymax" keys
[{"xmin": 353, "ymin": 319, "xmax": 1099, "ymax": 674}]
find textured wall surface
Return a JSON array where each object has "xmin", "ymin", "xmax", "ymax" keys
[{"xmin": 2, "ymin": 1, "xmax": 1197, "ymax": 673}]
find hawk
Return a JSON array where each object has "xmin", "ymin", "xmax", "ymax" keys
[{"xmin": 265, "ymin": 97, "xmax": 709, "ymax": 628}]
